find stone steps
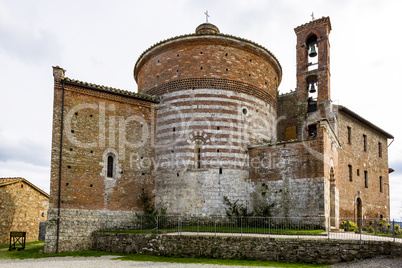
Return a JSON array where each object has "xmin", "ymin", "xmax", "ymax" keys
[{"xmin": 330, "ymin": 228, "xmax": 345, "ymax": 233}]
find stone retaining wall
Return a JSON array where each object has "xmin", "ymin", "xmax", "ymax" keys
[
  {"xmin": 44, "ymin": 208, "xmax": 138, "ymax": 253},
  {"xmin": 92, "ymin": 233, "xmax": 402, "ymax": 264}
]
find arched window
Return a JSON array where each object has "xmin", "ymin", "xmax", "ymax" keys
[
  {"xmin": 107, "ymin": 155, "xmax": 114, "ymax": 178},
  {"xmin": 197, "ymin": 147, "xmax": 201, "ymax": 168},
  {"xmin": 101, "ymin": 148, "xmax": 120, "ymax": 180},
  {"xmin": 193, "ymin": 138, "xmax": 204, "ymax": 169}
]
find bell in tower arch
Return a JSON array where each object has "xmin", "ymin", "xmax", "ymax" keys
[
  {"xmin": 309, "ymin": 82, "xmax": 316, "ymax": 93},
  {"xmin": 309, "ymin": 44, "xmax": 317, "ymax": 57}
]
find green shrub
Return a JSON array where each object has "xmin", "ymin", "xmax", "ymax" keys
[
  {"xmin": 363, "ymin": 226, "xmax": 374, "ymax": 233},
  {"xmin": 341, "ymin": 220, "xmax": 358, "ymax": 232},
  {"xmin": 134, "ymin": 190, "xmax": 167, "ymax": 229},
  {"xmin": 395, "ymin": 225, "xmax": 402, "ymax": 235}
]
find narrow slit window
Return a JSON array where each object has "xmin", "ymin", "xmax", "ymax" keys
[
  {"xmin": 379, "ymin": 142, "xmax": 382, "ymax": 157},
  {"xmin": 364, "ymin": 171, "xmax": 368, "ymax": 188},
  {"xmin": 348, "ymin": 165, "xmax": 353, "ymax": 181},
  {"xmin": 379, "ymin": 176, "xmax": 383, "ymax": 192},
  {"xmin": 197, "ymin": 148, "xmax": 201, "ymax": 169},
  {"xmin": 107, "ymin": 155, "xmax": 114, "ymax": 178},
  {"xmin": 363, "ymin": 134, "xmax": 367, "ymax": 152},
  {"xmin": 347, "ymin": 126, "xmax": 351, "ymax": 144},
  {"xmin": 194, "ymin": 139, "xmax": 203, "ymax": 169}
]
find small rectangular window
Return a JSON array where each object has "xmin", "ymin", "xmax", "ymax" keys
[
  {"xmin": 364, "ymin": 171, "xmax": 368, "ymax": 188},
  {"xmin": 308, "ymin": 124, "xmax": 317, "ymax": 137},
  {"xmin": 363, "ymin": 134, "xmax": 367, "ymax": 152},
  {"xmin": 348, "ymin": 165, "xmax": 353, "ymax": 181},
  {"xmin": 347, "ymin": 126, "xmax": 351, "ymax": 144},
  {"xmin": 379, "ymin": 176, "xmax": 383, "ymax": 192},
  {"xmin": 379, "ymin": 142, "xmax": 382, "ymax": 158}
]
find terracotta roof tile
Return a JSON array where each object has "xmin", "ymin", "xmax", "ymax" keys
[{"xmin": 62, "ymin": 77, "xmax": 160, "ymax": 103}]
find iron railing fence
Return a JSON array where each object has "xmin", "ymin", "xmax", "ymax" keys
[
  {"xmin": 100, "ymin": 215, "xmax": 326, "ymax": 238},
  {"xmin": 99, "ymin": 215, "xmax": 402, "ymax": 243},
  {"xmin": 328, "ymin": 218, "xmax": 402, "ymax": 242}
]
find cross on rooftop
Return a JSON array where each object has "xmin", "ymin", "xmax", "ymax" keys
[{"xmin": 204, "ymin": 10, "xmax": 210, "ymax": 23}]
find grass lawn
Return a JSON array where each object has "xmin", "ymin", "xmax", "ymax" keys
[
  {"xmin": 0, "ymin": 241, "xmax": 120, "ymax": 259},
  {"xmin": 117, "ymin": 254, "xmax": 331, "ymax": 267},
  {"xmin": 0, "ymin": 241, "xmax": 330, "ymax": 267}
]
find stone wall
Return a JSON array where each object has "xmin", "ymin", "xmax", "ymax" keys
[
  {"xmin": 44, "ymin": 208, "xmax": 138, "ymax": 253},
  {"xmin": 0, "ymin": 179, "xmax": 49, "ymax": 244},
  {"xmin": 248, "ymin": 137, "xmax": 325, "ymax": 218},
  {"xmin": 155, "ymin": 88, "xmax": 276, "ymax": 215},
  {"xmin": 92, "ymin": 233, "xmax": 402, "ymax": 264}
]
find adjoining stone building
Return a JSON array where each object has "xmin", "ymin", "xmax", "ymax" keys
[
  {"xmin": 0, "ymin": 177, "xmax": 49, "ymax": 245},
  {"xmin": 44, "ymin": 17, "xmax": 393, "ymax": 253}
]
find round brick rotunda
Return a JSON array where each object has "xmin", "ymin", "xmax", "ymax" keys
[{"xmin": 134, "ymin": 23, "xmax": 282, "ymax": 215}]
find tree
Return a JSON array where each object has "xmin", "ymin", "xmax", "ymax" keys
[{"xmin": 136, "ymin": 189, "xmax": 166, "ymax": 229}]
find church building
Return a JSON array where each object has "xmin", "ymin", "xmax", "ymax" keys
[{"xmin": 44, "ymin": 17, "xmax": 393, "ymax": 253}]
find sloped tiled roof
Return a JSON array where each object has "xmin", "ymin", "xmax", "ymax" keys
[
  {"xmin": 0, "ymin": 177, "xmax": 49, "ymax": 198},
  {"xmin": 62, "ymin": 77, "xmax": 160, "ymax": 103},
  {"xmin": 336, "ymin": 105, "xmax": 394, "ymax": 139}
]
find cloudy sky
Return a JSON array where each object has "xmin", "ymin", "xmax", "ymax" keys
[{"xmin": 0, "ymin": 0, "xmax": 401, "ymax": 219}]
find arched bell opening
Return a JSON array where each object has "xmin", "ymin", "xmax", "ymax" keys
[
  {"xmin": 306, "ymin": 75, "xmax": 318, "ymax": 113},
  {"xmin": 306, "ymin": 34, "xmax": 318, "ymax": 71}
]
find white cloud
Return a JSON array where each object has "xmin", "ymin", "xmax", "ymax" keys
[
  {"xmin": 390, "ymin": 173, "xmax": 402, "ymax": 220},
  {"xmin": 0, "ymin": 0, "xmax": 401, "ymax": 219},
  {"xmin": 0, "ymin": 1, "xmax": 61, "ymax": 64},
  {"xmin": 0, "ymin": 160, "xmax": 50, "ymax": 193},
  {"xmin": 0, "ymin": 129, "xmax": 50, "ymax": 166}
]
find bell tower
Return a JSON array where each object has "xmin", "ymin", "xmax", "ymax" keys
[
  {"xmin": 294, "ymin": 17, "xmax": 332, "ymax": 138},
  {"xmin": 294, "ymin": 16, "xmax": 331, "ymax": 103}
]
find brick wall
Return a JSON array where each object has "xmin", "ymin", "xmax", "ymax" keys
[
  {"xmin": 49, "ymin": 86, "xmax": 156, "ymax": 211},
  {"xmin": 337, "ymin": 111, "xmax": 390, "ymax": 219},
  {"xmin": 277, "ymin": 91, "xmax": 298, "ymax": 141},
  {"xmin": 45, "ymin": 67, "xmax": 158, "ymax": 253},
  {"xmin": 133, "ymin": 28, "xmax": 282, "ymax": 216},
  {"xmin": 135, "ymin": 35, "xmax": 282, "ymax": 102},
  {"xmin": 294, "ymin": 17, "xmax": 331, "ymax": 103}
]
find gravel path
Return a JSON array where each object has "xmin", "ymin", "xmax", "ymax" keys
[
  {"xmin": 329, "ymin": 257, "xmax": 402, "ymax": 267},
  {"xmin": 0, "ymin": 255, "xmax": 401, "ymax": 267},
  {"xmin": 0, "ymin": 255, "xmax": 270, "ymax": 268}
]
